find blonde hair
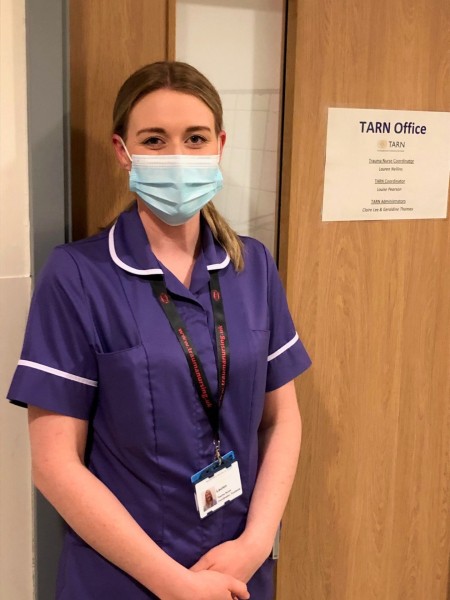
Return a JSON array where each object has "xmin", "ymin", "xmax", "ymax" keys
[{"xmin": 112, "ymin": 61, "xmax": 244, "ymax": 270}]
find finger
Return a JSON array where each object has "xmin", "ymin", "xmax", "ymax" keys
[
  {"xmin": 229, "ymin": 578, "xmax": 249, "ymax": 599},
  {"xmin": 189, "ymin": 557, "xmax": 210, "ymax": 572}
]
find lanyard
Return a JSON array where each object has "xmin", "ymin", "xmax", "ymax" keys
[{"xmin": 149, "ymin": 270, "xmax": 230, "ymax": 461}]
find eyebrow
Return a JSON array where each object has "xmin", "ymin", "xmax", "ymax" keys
[{"xmin": 136, "ymin": 126, "xmax": 212, "ymax": 136}]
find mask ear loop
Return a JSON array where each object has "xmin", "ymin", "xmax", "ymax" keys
[{"xmin": 119, "ymin": 137, "xmax": 133, "ymax": 164}]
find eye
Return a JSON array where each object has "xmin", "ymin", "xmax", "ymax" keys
[
  {"xmin": 142, "ymin": 136, "xmax": 164, "ymax": 148},
  {"xmin": 187, "ymin": 134, "xmax": 207, "ymax": 146}
]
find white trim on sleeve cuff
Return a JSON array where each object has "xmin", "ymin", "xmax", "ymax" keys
[
  {"xmin": 18, "ymin": 360, "xmax": 98, "ymax": 387},
  {"xmin": 267, "ymin": 333, "xmax": 299, "ymax": 362}
]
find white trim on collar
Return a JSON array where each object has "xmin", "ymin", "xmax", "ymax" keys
[
  {"xmin": 109, "ymin": 223, "xmax": 163, "ymax": 276},
  {"xmin": 109, "ymin": 221, "xmax": 230, "ymax": 275},
  {"xmin": 207, "ymin": 254, "xmax": 230, "ymax": 271}
]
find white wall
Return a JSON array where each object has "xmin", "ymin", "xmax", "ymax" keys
[
  {"xmin": 0, "ymin": 0, "xmax": 34, "ymax": 597},
  {"xmin": 176, "ymin": 0, "xmax": 284, "ymax": 251}
]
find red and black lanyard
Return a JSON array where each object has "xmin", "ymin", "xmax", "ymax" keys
[{"xmin": 149, "ymin": 271, "xmax": 230, "ymax": 461}]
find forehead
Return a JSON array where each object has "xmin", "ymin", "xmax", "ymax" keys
[{"xmin": 128, "ymin": 88, "xmax": 215, "ymax": 132}]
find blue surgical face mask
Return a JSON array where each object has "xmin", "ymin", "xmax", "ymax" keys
[{"xmin": 120, "ymin": 140, "xmax": 223, "ymax": 226}]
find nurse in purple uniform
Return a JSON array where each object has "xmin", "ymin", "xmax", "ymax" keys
[{"xmin": 8, "ymin": 62, "xmax": 311, "ymax": 599}]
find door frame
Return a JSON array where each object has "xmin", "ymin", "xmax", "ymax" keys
[{"xmin": 25, "ymin": 0, "xmax": 70, "ymax": 597}]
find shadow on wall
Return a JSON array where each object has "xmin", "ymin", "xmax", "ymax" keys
[{"xmin": 176, "ymin": 0, "xmax": 285, "ymax": 254}]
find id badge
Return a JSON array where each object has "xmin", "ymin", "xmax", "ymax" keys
[{"xmin": 191, "ymin": 451, "xmax": 243, "ymax": 519}]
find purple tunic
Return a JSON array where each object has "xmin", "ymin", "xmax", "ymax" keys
[{"xmin": 8, "ymin": 204, "xmax": 311, "ymax": 599}]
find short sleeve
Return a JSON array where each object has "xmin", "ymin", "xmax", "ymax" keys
[
  {"xmin": 7, "ymin": 247, "xmax": 98, "ymax": 419},
  {"xmin": 264, "ymin": 246, "xmax": 311, "ymax": 392}
]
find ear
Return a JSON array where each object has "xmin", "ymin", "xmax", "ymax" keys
[
  {"xmin": 218, "ymin": 130, "xmax": 226, "ymax": 159},
  {"xmin": 112, "ymin": 134, "xmax": 132, "ymax": 171}
]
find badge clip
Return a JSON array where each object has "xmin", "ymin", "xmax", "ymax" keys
[{"xmin": 214, "ymin": 439, "xmax": 222, "ymax": 464}]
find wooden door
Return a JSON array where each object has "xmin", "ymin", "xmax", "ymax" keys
[
  {"xmin": 276, "ymin": 0, "xmax": 450, "ymax": 598},
  {"xmin": 70, "ymin": 0, "xmax": 175, "ymax": 239}
]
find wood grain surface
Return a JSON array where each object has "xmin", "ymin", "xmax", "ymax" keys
[
  {"xmin": 277, "ymin": 0, "xmax": 450, "ymax": 598},
  {"xmin": 70, "ymin": 0, "xmax": 175, "ymax": 239}
]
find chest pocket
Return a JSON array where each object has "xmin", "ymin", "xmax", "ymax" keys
[{"xmin": 92, "ymin": 344, "xmax": 163, "ymax": 542}]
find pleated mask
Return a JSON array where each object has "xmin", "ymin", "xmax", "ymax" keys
[{"xmin": 120, "ymin": 141, "xmax": 223, "ymax": 226}]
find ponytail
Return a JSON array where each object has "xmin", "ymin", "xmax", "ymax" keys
[{"xmin": 201, "ymin": 203, "xmax": 244, "ymax": 272}]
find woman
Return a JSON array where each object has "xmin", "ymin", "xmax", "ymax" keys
[
  {"xmin": 204, "ymin": 489, "xmax": 217, "ymax": 511},
  {"xmin": 8, "ymin": 61, "xmax": 311, "ymax": 599}
]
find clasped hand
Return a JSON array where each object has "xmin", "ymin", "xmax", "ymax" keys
[{"xmin": 188, "ymin": 536, "xmax": 268, "ymax": 599}]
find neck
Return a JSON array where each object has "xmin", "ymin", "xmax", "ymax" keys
[{"xmin": 137, "ymin": 199, "xmax": 201, "ymax": 286}]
